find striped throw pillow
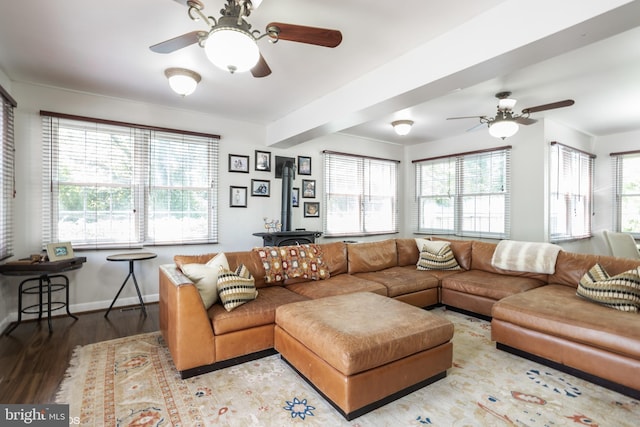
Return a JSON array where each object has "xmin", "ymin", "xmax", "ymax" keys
[
  {"xmin": 417, "ymin": 242, "xmax": 461, "ymax": 271},
  {"xmin": 217, "ymin": 264, "xmax": 258, "ymax": 312},
  {"xmin": 577, "ymin": 263, "xmax": 640, "ymax": 312}
]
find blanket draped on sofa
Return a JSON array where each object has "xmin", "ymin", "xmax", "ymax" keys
[{"xmin": 491, "ymin": 240, "xmax": 561, "ymax": 274}]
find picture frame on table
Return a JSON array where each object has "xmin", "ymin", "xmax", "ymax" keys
[
  {"xmin": 297, "ymin": 156, "xmax": 312, "ymax": 175},
  {"xmin": 229, "ymin": 154, "xmax": 250, "ymax": 173},
  {"xmin": 292, "ymin": 187, "xmax": 300, "ymax": 207},
  {"xmin": 46, "ymin": 242, "xmax": 74, "ymax": 261},
  {"xmin": 304, "ymin": 202, "xmax": 320, "ymax": 218},
  {"xmin": 230, "ymin": 186, "xmax": 248, "ymax": 207},
  {"xmin": 251, "ymin": 179, "xmax": 270, "ymax": 197},
  {"xmin": 255, "ymin": 150, "xmax": 271, "ymax": 172},
  {"xmin": 302, "ymin": 179, "xmax": 316, "ymax": 198}
]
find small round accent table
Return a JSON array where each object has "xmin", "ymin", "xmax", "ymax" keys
[{"xmin": 105, "ymin": 252, "xmax": 157, "ymax": 318}]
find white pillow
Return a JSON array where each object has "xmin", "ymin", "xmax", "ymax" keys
[
  {"xmin": 180, "ymin": 253, "xmax": 229, "ymax": 309},
  {"xmin": 420, "ymin": 240, "xmax": 450, "ymax": 253},
  {"xmin": 415, "ymin": 238, "xmax": 432, "ymax": 251}
]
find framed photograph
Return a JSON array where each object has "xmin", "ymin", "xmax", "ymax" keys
[
  {"xmin": 298, "ymin": 156, "xmax": 312, "ymax": 175},
  {"xmin": 230, "ymin": 186, "xmax": 247, "ymax": 207},
  {"xmin": 304, "ymin": 202, "xmax": 320, "ymax": 217},
  {"xmin": 255, "ymin": 150, "xmax": 271, "ymax": 172},
  {"xmin": 302, "ymin": 179, "xmax": 316, "ymax": 198},
  {"xmin": 229, "ymin": 154, "xmax": 250, "ymax": 173},
  {"xmin": 275, "ymin": 156, "xmax": 296, "ymax": 178},
  {"xmin": 292, "ymin": 187, "xmax": 300, "ymax": 207},
  {"xmin": 251, "ymin": 179, "xmax": 270, "ymax": 197},
  {"xmin": 46, "ymin": 242, "xmax": 74, "ymax": 261}
]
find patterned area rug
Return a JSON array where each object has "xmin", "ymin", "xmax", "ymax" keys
[{"xmin": 57, "ymin": 308, "xmax": 639, "ymax": 426}]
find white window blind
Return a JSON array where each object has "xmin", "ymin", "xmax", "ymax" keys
[
  {"xmin": 41, "ymin": 112, "xmax": 219, "ymax": 249},
  {"xmin": 611, "ymin": 150, "xmax": 640, "ymax": 238},
  {"xmin": 0, "ymin": 87, "xmax": 16, "ymax": 260},
  {"xmin": 549, "ymin": 142, "xmax": 594, "ymax": 242},
  {"xmin": 414, "ymin": 146, "xmax": 511, "ymax": 239},
  {"xmin": 323, "ymin": 151, "xmax": 399, "ymax": 237}
]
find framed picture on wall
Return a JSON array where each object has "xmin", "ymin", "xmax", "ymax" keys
[
  {"xmin": 298, "ymin": 156, "xmax": 312, "ymax": 175},
  {"xmin": 229, "ymin": 154, "xmax": 250, "ymax": 173},
  {"xmin": 292, "ymin": 187, "xmax": 300, "ymax": 207},
  {"xmin": 230, "ymin": 186, "xmax": 247, "ymax": 207},
  {"xmin": 251, "ymin": 179, "xmax": 270, "ymax": 197},
  {"xmin": 275, "ymin": 156, "xmax": 296, "ymax": 178},
  {"xmin": 304, "ymin": 202, "xmax": 320, "ymax": 217},
  {"xmin": 302, "ymin": 179, "xmax": 316, "ymax": 198},
  {"xmin": 255, "ymin": 150, "xmax": 271, "ymax": 172}
]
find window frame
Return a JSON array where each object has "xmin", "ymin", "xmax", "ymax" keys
[
  {"xmin": 0, "ymin": 85, "xmax": 16, "ymax": 260},
  {"xmin": 611, "ymin": 149, "xmax": 640, "ymax": 239},
  {"xmin": 41, "ymin": 111, "xmax": 219, "ymax": 249}
]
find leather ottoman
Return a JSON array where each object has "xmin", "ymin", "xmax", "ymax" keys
[{"xmin": 274, "ymin": 292, "xmax": 454, "ymax": 420}]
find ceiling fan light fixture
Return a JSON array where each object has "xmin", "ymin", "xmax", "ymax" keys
[
  {"xmin": 165, "ymin": 67, "xmax": 201, "ymax": 96},
  {"xmin": 488, "ymin": 116, "xmax": 519, "ymax": 139},
  {"xmin": 392, "ymin": 120, "xmax": 414, "ymax": 136},
  {"xmin": 205, "ymin": 26, "xmax": 259, "ymax": 73}
]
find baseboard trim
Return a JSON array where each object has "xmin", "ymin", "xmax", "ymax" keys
[{"xmin": 496, "ymin": 342, "xmax": 640, "ymax": 400}]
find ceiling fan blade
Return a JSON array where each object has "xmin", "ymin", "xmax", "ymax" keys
[
  {"xmin": 466, "ymin": 122, "xmax": 487, "ymax": 132},
  {"xmin": 446, "ymin": 115, "xmax": 486, "ymax": 120},
  {"xmin": 521, "ymin": 99, "xmax": 575, "ymax": 114},
  {"xmin": 251, "ymin": 53, "xmax": 272, "ymax": 78},
  {"xmin": 515, "ymin": 116, "xmax": 537, "ymax": 125},
  {"xmin": 267, "ymin": 22, "xmax": 342, "ymax": 47},
  {"xmin": 150, "ymin": 31, "xmax": 206, "ymax": 54}
]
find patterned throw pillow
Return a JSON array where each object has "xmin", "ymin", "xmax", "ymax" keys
[
  {"xmin": 254, "ymin": 247, "xmax": 284, "ymax": 283},
  {"xmin": 217, "ymin": 264, "xmax": 258, "ymax": 312},
  {"xmin": 180, "ymin": 252, "xmax": 229, "ymax": 309},
  {"xmin": 417, "ymin": 242, "xmax": 461, "ymax": 271},
  {"xmin": 577, "ymin": 263, "xmax": 640, "ymax": 312},
  {"xmin": 279, "ymin": 244, "xmax": 329, "ymax": 281}
]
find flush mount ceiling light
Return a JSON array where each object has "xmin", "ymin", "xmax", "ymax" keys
[
  {"xmin": 447, "ymin": 91, "xmax": 575, "ymax": 140},
  {"xmin": 165, "ymin": 68, "xmax": 201, "ymax": 96},
  {"xmin": 392, "ymin": 120, "xmax": 414, "ymax": 136}
]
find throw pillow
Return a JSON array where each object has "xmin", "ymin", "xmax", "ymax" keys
[
  {"xmin": 254, "ymin": 247, "xmax": 285, "ymax": 283},
  {"xmin": 279, "ymin": 244, "xmax": 329, "ymax": 281},
  {"xmin": 217, "ymin": 264, "xmax": 258, "ymax": 312},
  {"xmin": 417, "ymin": 242, "xmax": 461, "ymax": 271},
  {"xmin": 577, "ymin": 263, "xmax": 640, "ymax": 312},
  {"xmin": 180, "ymin": 252, "xmax": 229, "ymax": 309},
  {"xmin": 414, "ymin": 237, "xmax": 432, "ymax": 252}
]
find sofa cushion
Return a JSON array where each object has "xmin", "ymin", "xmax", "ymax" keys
[
  {"xmin": 286, "ymin": 274, "xmax": 387, "ymax": 299},
  {"xmin": 549, "ymin": 252, "xmax": 640, "ymax": 289},
  {"xmin": 396, "ymin": 238, "xmax": 420, "ymax": 266},
  {"xmin": 217, "ymin": 264, "xmax": 258, "ymax": 312},
  {"xmin": 442, "ymin": 270, "xmax": 545, "ymax": 301},
  {"xmin": 577, "ymin": 263, "xmax": 640, "ymax": 312},
  {"xmin": 209, "ymin": 286, "xmax": 308, "ymax": 335},
  {"xmin": 492, "ymin": 285, "xmax": 640, "ymax": 360},
  {"xmin": 430, "ymin": 237, "xmax": 473, "ymax": 270},
  {"xmin": 355, "ymin": 266, "xmax": 439, "ymax": 298},
  {"xmin": 319, "ymin": 241, "xmax": 348, "ymax": 275},
  {"xmin": 180, "ymin": 252, "xmax": 229, "ymax": 309},
  {"xmin": 347, "ymin": 239, "xmax": 397, "ymax": 274},
  {"xmin": 417, "ymin": 241, "xmax": 461, "ymax": 271}
]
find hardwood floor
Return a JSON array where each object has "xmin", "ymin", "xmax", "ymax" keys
[{"xmin": 0, "ymin": 303, "xmax": 160, "ymax": 404}]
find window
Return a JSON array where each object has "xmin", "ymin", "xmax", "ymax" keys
[
  {"xmin": 549, "ymin": 142, "xmax": 594, "ymax": 242},
  {"xmin": 323, "ymin": 151, "xmax": 399, "ymax": 237},
  {"xmin": 0, "ymin": 86, "xmax": 16, "ymax": 260},
  {"xmin": 414, "ymin": 146, "xmax": 511, "ymax": 239},
  {"xmin": 42, "ymin": 112, "xmax": 219, "ymax": 248},
  {"xmin": 612, "ymin": 150, "xmax": 640, "ymax": 238}
]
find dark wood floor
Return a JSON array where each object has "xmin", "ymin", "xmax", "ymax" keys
[{"xmin": 0, "ymin": 303, "xmax": 160, "ymax": 404}]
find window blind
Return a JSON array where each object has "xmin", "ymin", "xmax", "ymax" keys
[
  {"xmin": 414, "ymin": 146, "xmax": 511, "ymax": 239},
  {"xmin": 549, "ymin": 142, "xmax": 594, "ymax": 242},
  {"xmin": 611, "ymin": 150, "xmax": 640, "ymax": 238},
  {"xmin": 323, "ymin": 151, "xmax": 399, "ymax": 237},
  {"xmin": 41, "ymin": 112, "xmax": 219, "ymax": 249},
  {"xmin": 0, "ymin": 87, "xmax": 16, "ymax": 260}
]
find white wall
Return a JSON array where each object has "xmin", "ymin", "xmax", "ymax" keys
[{"xmin": 0, "ymin": 82, "xmax": 402, "ymax": 331}]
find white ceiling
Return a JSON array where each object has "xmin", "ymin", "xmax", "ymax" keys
[{"xmin": 1, "ymin": 0, "xmax": 639, "ymax": 146}]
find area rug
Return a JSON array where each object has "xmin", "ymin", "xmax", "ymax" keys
[{"xmin": 57, "ymin": 308, "xmax": 639, "ymax": 426}]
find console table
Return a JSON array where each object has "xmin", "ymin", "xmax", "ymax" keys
[{"xmin": 0, "ymin": 256, "xmax": 86, "ymax": 334}]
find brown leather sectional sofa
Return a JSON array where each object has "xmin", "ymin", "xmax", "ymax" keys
[{"xmin": 158, "ymin": 237, "xmax": 640, "ymax": 399}]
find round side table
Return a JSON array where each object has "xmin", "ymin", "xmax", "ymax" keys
[{"xmin": 105, "ymin": 252, "xmax": 157, "ymax": 317}]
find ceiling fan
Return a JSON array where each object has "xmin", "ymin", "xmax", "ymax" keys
[
  {"xmin": 447, "ymin": 91, "xmax": 575, "ymax": 139},
  {"xmin": 150, "ymin": 0, "xmax": 343, "ymax": 78}
]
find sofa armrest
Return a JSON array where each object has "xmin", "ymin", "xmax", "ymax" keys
[{"xmin": 159, "ymin": 264, "xmax": 216, "ymax": 371}]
